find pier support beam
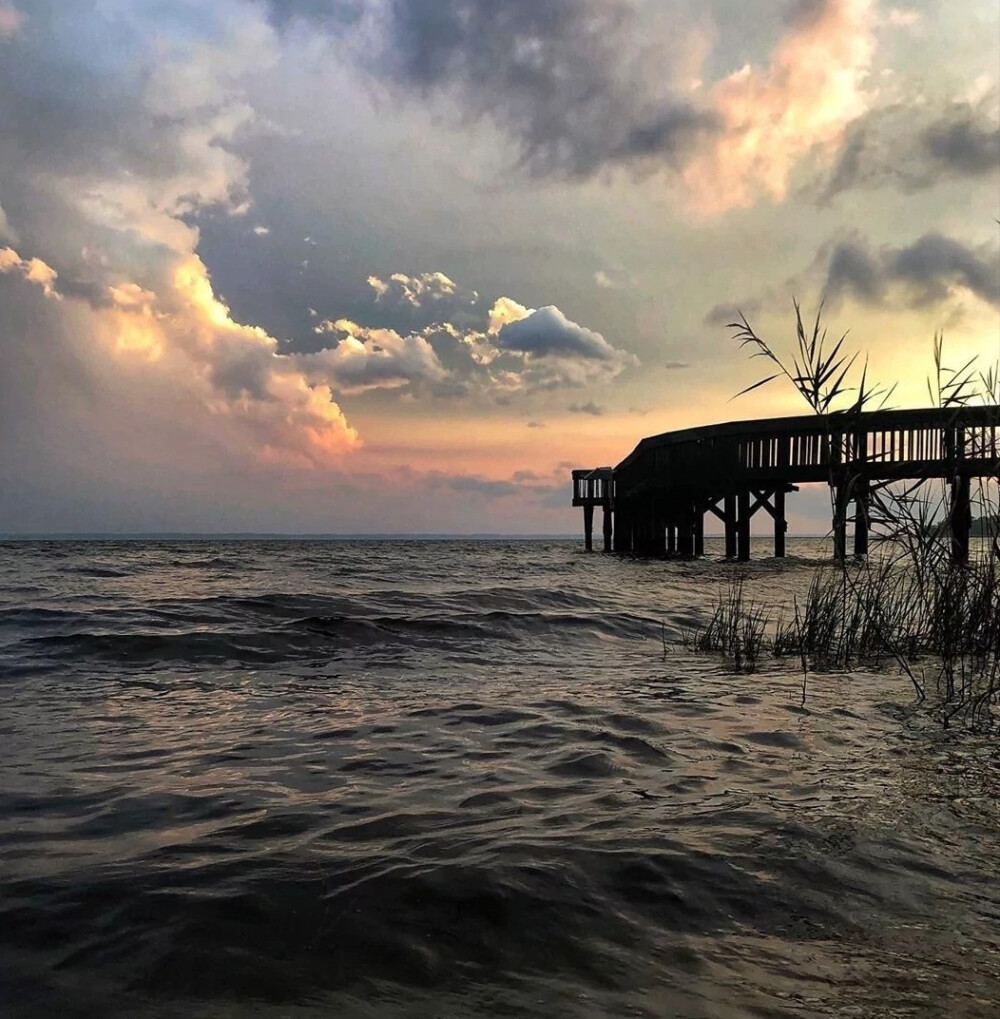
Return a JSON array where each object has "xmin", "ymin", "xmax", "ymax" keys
[
  {"xmin": 583, "ymin": 503, "xmax": 594, "ymax": 551},
  {"xmin": 602, "ymin": 502, "xmax": 613, "ymax": 553},
  {"xmin": 613, "ymin": 507, "xmax": 629, "ymax": 554},
  {"xmin": 833, "ymin": 484, "xmax": 849, "ymax": 561},
  {"xmin": 724, "ymin": 494, "xmax": 737, "ymax": 559},
  {"xmin": 678, "ymin": 505, "xmax": 694, "ymax": 557},
  {"xmin": 950, "ymin": 475, "xmax": 971, "ymax": 565},
  {"xmin": 652, "ymin": 507, "xmax": 667, "ymax": 558},
  {"xmin": 737, "ymin": 489, "xmax": 751, "ymax": 562},
  {"xmin": 694, "ymin": 508, "xmax": 705, "ymax": 557},
  {"xmin": 853, "ymin": 480, "xmax": 870, "ymax": 559},
  {"xmin": 773, "ymin": 489, "xmax": 786, "ymax": 558}
]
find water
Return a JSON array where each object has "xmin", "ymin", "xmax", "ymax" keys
[{"xmin": 2, "ymin": 539, "xmax": 999, "ymax": 1018}]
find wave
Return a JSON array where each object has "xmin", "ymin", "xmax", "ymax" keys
[{"xmin": 9, "ymin": 606, "xmax": 662, "ymax": 668}]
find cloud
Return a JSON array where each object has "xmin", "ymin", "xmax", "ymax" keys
[
  {"xmin": 421, "ymin": 466, "xmax": 569, "ymax": 508},
  {"xmin": 822, "ymin": 232, "xmax": 1000, "ymax": 309},
  {"xmin": 885, "ymin": 8, "xmax": 922, "ymax": 29},
  {"xmin": 681, "ymin": 0, "xmax": 878, "ymax": 213},
  {"xmin": 368, "ymin": 271, "xmax": 466, "ymax": 307},
  {"xmin": 594, "ymin": 267, "xmax": 633, "ymax": 290},
  {"xmin": 488, "ymin": 304, "xmax": 636, "ymax": 390},
  {"xmin": 0, "ymin": 3, "xmax": 362, "ymax": 469},
  {"xmin": 427, "ymin": 472, "xmax": 521, "ymax": 498},
  {"xmin": 262, "ymin": 0, "xmax": 901, "ymax": 215},
  {"xmin": 821, "ymin": 99, "xmax": 1000, "ymax": 198},
  {"xmin": 267, "ymin": 0, "xmax": 718, "ymax": 178},
  {"xmin": 0, "ymin": 245, "xmax": 60, "ymax": 298},
  {"xmin": 704, "ymin": 299, "xmax": 763, "ymax": 326},
  {"xmin": 496, "ymin": 306, "xmax": 619, "ymax": 361},
  {"xmin": 309, "ymin": 318, "xmax": 448, "ymax": 393},
  {"xmin": 0, "ymin": 203, "xmax": 17, "ymax": 244},
  {"xmin": 307, "ymin": 271, "xmax": 638, "ymax": 397},
  {"xmin": 923, "ymin": 109, "xmax": 1000, "ymax": 178},
  {"xmin": 0, "ymin": 2, "xmax": 23, "ymax": 39},
  {"xmin": 663, "ymin": 360, "xmax": 691, "ymax": 370},
  {"xmin": 568, "ymin": 401, "xmax": 605, "ymax": 416}
]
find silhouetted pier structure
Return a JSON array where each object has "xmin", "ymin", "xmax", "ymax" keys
[{"xmin": 573, "ymin": 406, "xmax": 1000, "ymax": 563}]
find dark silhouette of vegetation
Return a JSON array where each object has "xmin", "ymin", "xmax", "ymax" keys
[{"xmin": 688, "ymin": 304, "xmax": 1000, "ymax": 728}]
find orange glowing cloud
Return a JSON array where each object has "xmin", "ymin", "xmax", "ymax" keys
[
  {"xmin": 0, "ymin": 245, "xmax": 60, "ymax": 297},
  {"xmin": 685, "ymin": 0, "xmax": 877, "ymax": 213},
  {"xmin": 92, "ymin": 254, "xmax": 361, "ymax": 465}
]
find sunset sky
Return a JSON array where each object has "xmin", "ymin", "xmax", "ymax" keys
[{"xmin": 1, "ymin": 0, "xmax": 998, "ymax": 534}]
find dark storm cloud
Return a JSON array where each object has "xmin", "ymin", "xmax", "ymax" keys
[
  {"xmin": 823, "ymin": 233, "xmax": 1000, "ymax": 308},
  {"xmin": 923, "ymin": 113, "xmax": 1000, "ymax": 177},
  {"xmin": 820, "ymin": 101, "xmax": 1000, "ymax": 200},
  {"xmin": 825, "ymin": 240, "xmax": 882, "ymax": 303},
  {"xmin": 263, "ymin": 0, "xmax": 719, "ymax": 176}
]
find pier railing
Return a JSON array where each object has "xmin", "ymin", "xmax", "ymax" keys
[
  {"xmin": 614, "ymin": 406, "xmax": 1000, "ymax": 498},
  {"xmin": 571, "ymin": 467, "xmax": 614, "ymax": 507}
]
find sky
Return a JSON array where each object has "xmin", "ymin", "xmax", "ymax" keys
[{"xmin": 0, "ymin": 0, "xmax": 997, "ymax": 535}]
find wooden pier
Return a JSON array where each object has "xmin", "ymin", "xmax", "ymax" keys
[{"xmin": 573, "ymin": 406, "xmax": 1000, "ymax": 562}]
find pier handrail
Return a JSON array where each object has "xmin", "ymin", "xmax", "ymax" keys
[{"xmin": 616, "ymin": 405, "xmax": 999, "ymax": 471}]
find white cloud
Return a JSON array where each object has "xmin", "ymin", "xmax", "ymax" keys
[
  {"xmin": 309, "ymin": 318, "xmax": 448, "ymax": 394},
  {"xmin": 367, "ymin": 271, "xmax": 467, "ymax": 308}
]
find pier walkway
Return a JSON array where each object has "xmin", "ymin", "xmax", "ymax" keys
[{"xmin": 573, "ymin": 406, "xmax": 1000, "ymax": 562}]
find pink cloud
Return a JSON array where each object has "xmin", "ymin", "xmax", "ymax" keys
[
  {"xmin": 684, "ymin": 0, "xmax": 878, "ymax": 213},
  {"xmin": 0, "ymin": 2, "xmax": 24, "ymax": 40}
]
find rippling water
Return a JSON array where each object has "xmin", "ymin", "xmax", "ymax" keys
[{"xmin": 2, "ymin": 539, "xmax": 999, "ymax": 1018}]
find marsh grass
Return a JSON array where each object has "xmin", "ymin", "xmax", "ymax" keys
[
  {"xmin": 687, "ymin": 304, "xmax": 1000, "ymax": 728},
  {"xmin": 683, "ymin": 577, "xmax": 770, "ymax": 672}
]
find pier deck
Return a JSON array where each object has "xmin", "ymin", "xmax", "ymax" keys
[{"xmin": 573, "ymin": 406, "xmax": 1000, "ymax": 562}]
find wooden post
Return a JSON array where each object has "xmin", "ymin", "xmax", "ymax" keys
[
  {"xmin": 693, "ymin": 507, "xmax": 705, "ymax": 557},
  {"xmin": 951, "ymin": 475, "xmax": 971, "ymax": 565},
  {"xmin": 725, "ymin": 493, "xmax": 737, "ymax": 559},
  {"xmin": 602, "ymin": 501, "xmax": 612, "ymax": 553},
  {"xmin": 854, "ymin": 479, "xmax": 869, "ymax": 558},
  {"xmin": 773, "ymin": 488, "xmax": 786, "ymax": 558},
  {"xmin": 833, "ymin": 484, "xmax": 848, "ymax": 561},
  {"xmin": 614, "ymin": 507, "xmax": 629, "ymax": 554},
  {"xmin": 633, "ymin": 507, "xmax": 647, "ymax": 557},
  {"xmin": 678, "ymin": 505, "xmax": 694, "ymax": 556},
  {"xmin": 666, "ymin": 524, "xmax": 676, "ymax": 555},
  {"xmin": 738, "ymin": 489, "xmax": 751, "ymax": 562},
  {"xmin": 583, "ymin": 503, "xmax": 594, "ymax": 551},
  {"xmin": 652, "ymin": 507, "xmax": 667, "ymax": 558}
]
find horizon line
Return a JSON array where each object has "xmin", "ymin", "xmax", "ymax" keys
[{"xmin": 0, "ymin": 531, "xmax": 833, "ymax": 541}]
